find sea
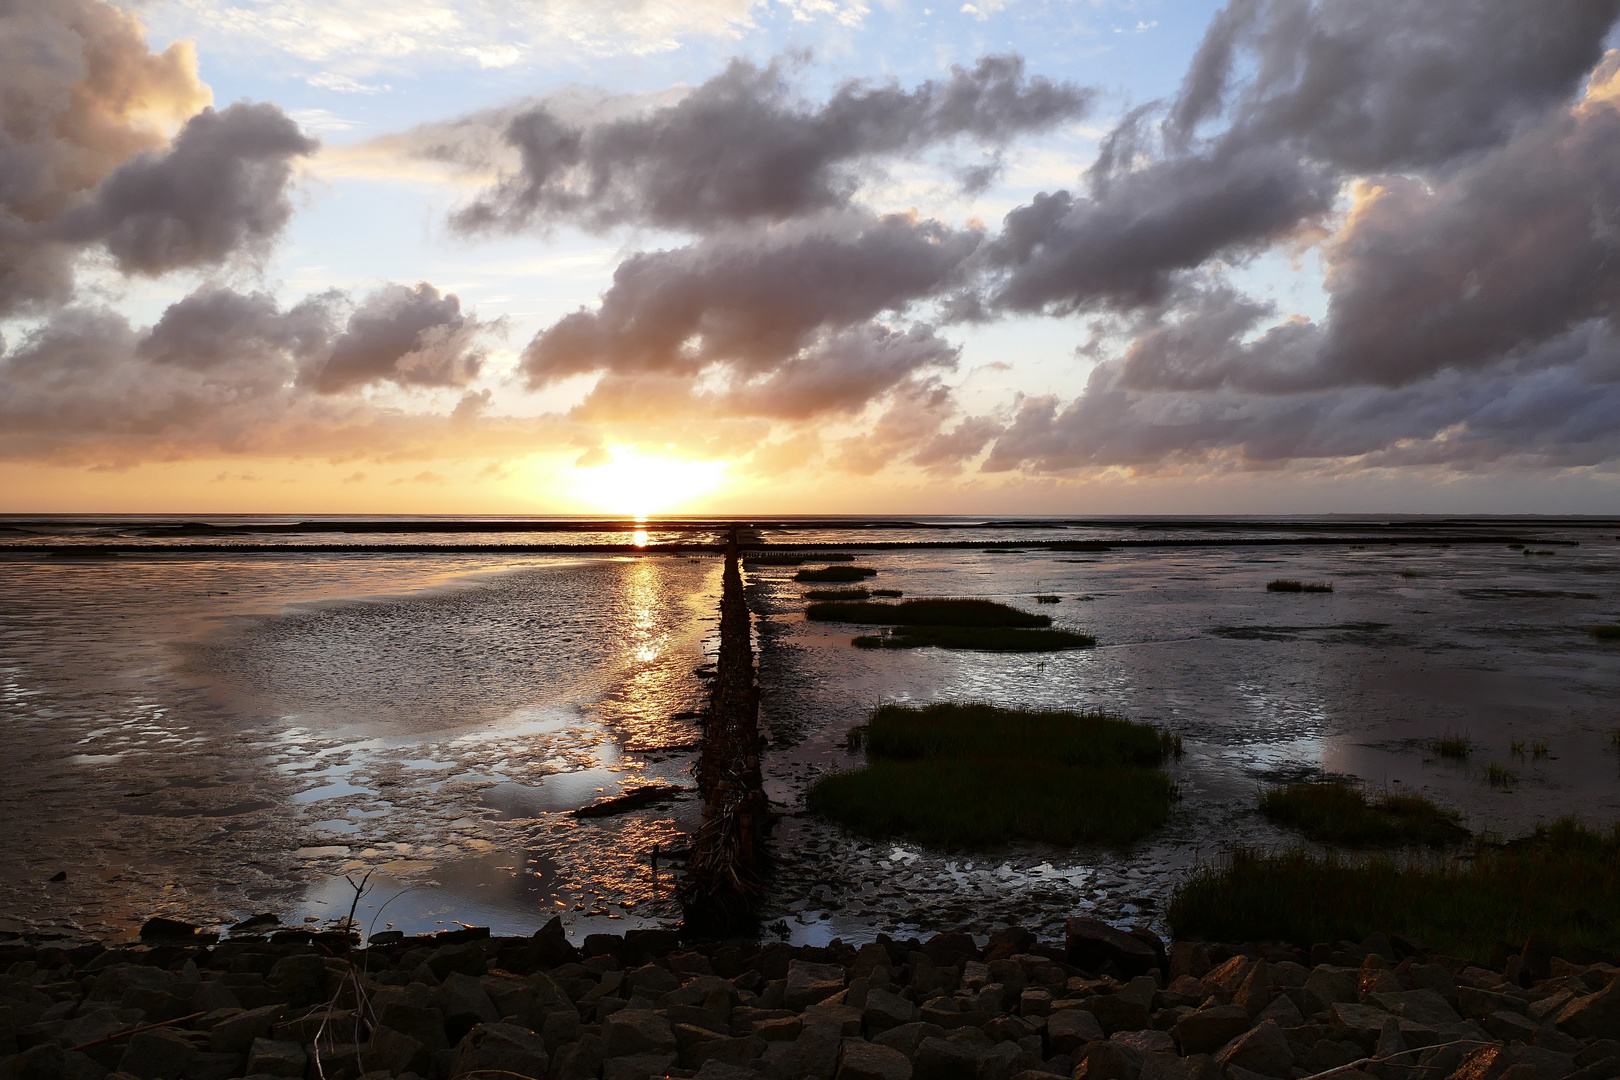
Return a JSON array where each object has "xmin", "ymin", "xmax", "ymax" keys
[{"xmin": 1, "ymin": 514, "xmax": 1616, "ymax": 946}]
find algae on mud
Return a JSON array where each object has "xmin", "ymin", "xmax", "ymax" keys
[
  {"xmin": 1260, "ymin": 780, "xmax": 1469, "ymax": 847},
  {"xmin": 808, "ymin": 703, "xmax": 1179, "ymax": 847},
  {"xmin": 852, "ymin": 625, "xmax": 1095, "ymax": 651},
  {"xmin": 806, "ymin": 597, "xmax": 1049, "ymax": 627},
  {"xmin": 1169, "ymin": 818, "xmax": 1620, "ymax": 961}
]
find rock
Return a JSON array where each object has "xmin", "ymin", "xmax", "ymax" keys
[
  {"xmin": 1503, "ymin": 1046, "xmax": 1577, "ymax": 1080},
  {"xmin": 1112, "ymin": 1033, "xmax": 1175, "ymax": 1056},
  {"xmin": 1557, "ymin": 983, "xmax": 1620, "ymax": 1040},
  {"xmin": 1522, "ymin": 939, "xmax": 1557, "ymax": 984},
  {"xmin": 1486, "ymin": 1012, "xmax": 1543, "ymax": 1043},
  {"xmin": 138, "ymin": 919, "xmax": 198, "ymax": 943},
  {"xmin": 787, "ymin": 963, "xmax": 847, "ymax": 1012},
  {"xmin": 1304, "ymin": 968, "xmax": 1361, "ymax": 1013},
  {"xmin": 115, "ymin": 1030, "xmax": 194, "ymax": 1080},
  {"xmin": 177, "ymin": 1052, "xmax": 235, "ymax": 1080},
  {"xmin": 838, "ymin": 1042, "xmax": 913, "ymax": 1080},
  {"xmin": 1577, "ymin": 1048, "xmax": 1620, "ymax": 1071},
  {"xmin": 754, "ymin": 1018, "xmax": 803, "ymax": 1042},
  {"xmin": 376, "ymin": 1003, "xmax": 448, "ymax": 1053},
  {"xmin": 914, "ymin": 1037, "xmax": 982, "ymax": 1080},
  {"xmin": 1170, "ymin": 945, "xmax": 1212, "ymax": 981},
  {"xmin": 2, "ymin": 1044, "xmax": 66, "ymax": 1080},
  {"xmin": 553, "ymin": 1034, "xmax": 606, "ymax": 1080},
  {"xmin": 1073, "ymin": 1040, "xmax": 1144, "ymax": 1080},
  {"xmin": 438, "ymin": 972, "xmax": 500, "ymax": 1042},
  {"xmin": 866, "ymin": 990, "xmax": 921, "ymax": 1035},
  {"xmin": 626, "ymin": 965, "xmax": 680, "ymax": 998},
  {"xmin": 451, "ymin": 1023, "xmax": 550, "ymax": 1079},
  {"xmin": 244, "ymin": 1039, "xmax": 305, "ymax": 1079},
  {"xmin": 698, "ymin": 1063, "xmax": 755, "ymax": 1080},
  {"xmin": 208, "ymin": 1005, "xmax": 286, "ymax": 1054},
  {"xmin": 367, "ymin": 1025, "xmax": 432, "ymax": 1076},
  {"xmin": 1171, "ymin": 1006, "xmax": 1251, "ymax": 1055},
  {"xmin": 763, "ymin": 1025, "xmax": 841, "ymax": 1080},
  {"xmin": 1254, "ymin": 994, "xmax": 1302, "ymax": 1029},
  {"xmin": 603, "ymin": 1011, "xmax": 677, "ymax": 1058},
  {"xmin": 1139, "ymin": 1052, "xmax": 1221, "ymax": 1080},
  {"xmin": 684, "ymin": 1036, "xmax": 765, "ymax": 1070},
  {"xmin": 1047, "ymin": 1009, "xmax": 1105, "ymax": 1055},
  {"xmin": 530, "ymin": 916, "xmax": 578, "ymax": 966},
  {"xmin": 1090, "ymin": 997, "xmax": 1151, "ymax": 1037},
  {"xmin": 267, "ymin": 955, "xmax": 327, "ymax": 1008},
  {"xmin": 1366, "ymin": 991, "xmax": 1464, "ymax": 1029},
  {"xmin": 873, "ymin": 1024, "xmax": 949, "ymax": 1061},
  {"xmin": 602, "ymin": 1052, "xmax": 678, "ymax": 1080},
  {"xmin": 1462, "ymin": 990, "xmax": 1520, "ymax": 1021},
  {"xmin": 1065, "ymin": 921, "xmax": 1159, "ymax": 978},
  {"xmin": 976, "ymin": 1042, "xmax": 1039, "ymax": 1080},
  {"xmin": 1233, "ymin": 964, "xmax": 1274, "ymax": 1017},
  {"xmin": 1020, "ymin": 990, "xmax": 1053, "ymax": 1019},
  {"xmin": 1215, "ymin": 1021, "xmax": 1293, "ymax": 1079},
  {"xmin": 1565, "ymin": 1058, "xmax": 1620, "ymax": 1080},
  {"xmin": 924, "ymin": 934, "xmax": 983, "ymax": 968},
  {"xmin": 427, "ymin": 943, "xmax": 486, "ymax": 981},
  {"xmin": 1330, "ymin": 1003, "xmax": 1436, "ymax": 1046},
  {"xmin": 1447, "ymin": 1046, "xmax": 1513, "ymax": 1080},
  {"xmin": 804, "ymin": 1005, "xmax": 863, "ymax": 1038}
]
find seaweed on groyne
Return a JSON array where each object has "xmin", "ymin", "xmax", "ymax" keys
[{"xmin": 681, "ymin": 531, "xmax": 768, "ymax": 931}]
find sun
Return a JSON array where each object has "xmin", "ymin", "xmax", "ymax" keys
[{"xmin": 570, "ymin": 447, "xmax": 729, "ymax": 517}]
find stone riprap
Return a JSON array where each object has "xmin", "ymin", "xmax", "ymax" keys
[{"xmin": 3, "ymin": 917, "xmax": 1620, "ymax": 1080}]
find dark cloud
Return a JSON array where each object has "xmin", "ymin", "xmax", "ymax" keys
[
  {"xmin": 138, "ymin": 286, "xmax": 337, "ymax": 371},
  {"xmin": 1167, "ymin": 0, "xmax": 1620, "ymax": 171},
  {"xmin": 447, "ymin": 54, "xmax": 1092, "ymax": 234},
  {"xmin": 524, "ymin": 211, "xmax": 978, "ymax": 420},
  {"xmin": 305, "ymin": 282, "xmax": 494, "ymax": 394},
  {"xmin": 0, "ymin": 0, "xmax": 211, "ymax": 313},
  {"xmin": 55, "ymin": 101, "xmax": 318, "ymax": 275}
]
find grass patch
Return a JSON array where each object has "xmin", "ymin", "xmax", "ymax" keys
[
  {"xmin": 853, "ymin": 626, "xmax": 1095, "ymax": 651},
  {"xmin": 1511, "ymin": 740, "xmax": 1526, "ymax": 758},
  {"xmin": 1593, "ymin": 625, "xmax": 1620, "ymax": 640},
  {"xmin": 871, "ymin": 589, "xmax": 903, "ymax": 598},
  {"xmin": 809, "ymin": 703, "xmax": 1178, "ymax": 846},
  {"xmin": 803, "ymin": 588, "xmax": 869, "ymax": 601},
  {"xmin": 806, "ymin": 598, "xmax": 1050, "ymax": 627},
  {"xmin": 1168, "ymin": 818, "xmax": 1620, "ymax": 961},
  {"xmin": 1533, "ymin": 741, "xmax": 1550, "ymax": 760},
  {"xmin": 1430, "ymin": 733, "xmax": 1471, "ymax": 759},
  {"xmin": 1259, "ymin": 781, "xmax": 1469, "ymax": 847},
  {"xmin": 1048, "ymin": 542, "xmax": 1114, "ymax": 552},
  {"xmin": 1486, "ymin": 763, "xmax": 1519, "ymax": 787},
  {"xmin": 1267, "ymin": 580, "xmax": 1334, "ymax": 593},
  {"xmin": 795, "ymin": 565, "xmax": 879, "ymax": 582},
  {"xmin": 1034, "ymin": 594, "xmax": 1062, "ymax": 604}
]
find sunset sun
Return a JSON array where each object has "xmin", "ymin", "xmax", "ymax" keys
[{"xmin": 570, "ymin": 447, "xmax": 729, "ymax": 517}]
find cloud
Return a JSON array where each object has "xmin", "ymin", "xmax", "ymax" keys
[
  {"xmin": 54, "ymin": 101, "xmax": 319, "ymax": 275},
  {"xmin": 444, "ymin": 54, "xmax": 1092, "ymax": 234},
  {"xmin": 0, "ymin": 0, "xmax": 212, "ymax": 313},
  {"xmin": 305, "ymin": 282, "xmax": 496, "ymax": 393},
  {"xmin": 523, "ymin": 211, "xmax": 979, "ymax": 422}
]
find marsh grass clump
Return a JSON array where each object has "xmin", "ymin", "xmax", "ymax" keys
[
  {"xmin": 1034, "ymin": 594, "xmax": 1062, "ymax": 604},
  {"xmin": 1400, "ymin": 571, "xmax": 1421, "ymax": 579},
  {"xmin": 1486, "ymin": 763, "xmax": 1519, "ymax": 787},
  {"xmin": 1168, "ymin": 817, "xmax": 1620, "ymax": 960},
  {"xmin": 1259, "ymin": 781, "xmax": 1469, "ymax": 847},
  {"xmin": 1533, "ymin": 741, "xmax": 1551, "ymax": 760},
  {"xmin": 1430, "ymin": 733, "xmax": 1472, "ymax": 760},
  {"xmin": 871, "ymin": 589, "xmax": 903, "ymax": 598},
  {"xmin": 803, "ymin": 588, "xmax": 869, "ymax": 601},
  {"xmin": 1268, "ymin": 580, "xmax": 1334, "ymax": 593},
  {"xmin": 853, "ymin": 626, "xmax": 1095, "ymax": 651},
  {"xmin": 1511, "ymin": 740, "xmax": 1527, "ymax": 758},
  {"xmin": 1593, "ymin": 625, "xmax": 1620, "ymax": 641},
  {"xmin": 1048, "ymin": 542, "xmax": 1114, "ymax": 552},
  {"xmin": 795, "ymin": 565, "xmax": 879, "ymax": 583},
  {"xmin": 808, "ymin": 703, "xmax": 1179, "ymax": 846},
  {"xmin": 806, "ymin": 597, "xmax": 1050, "ymax": 627}
]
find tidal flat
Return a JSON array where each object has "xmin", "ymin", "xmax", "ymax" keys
[{"xmin": 1, "ymin": 516, "xmax": 1618, "ymax": 946}]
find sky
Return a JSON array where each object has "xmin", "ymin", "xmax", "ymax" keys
[{"xmin": 3, "ymin": 0, "xmax": 1620, "ymax": 516}]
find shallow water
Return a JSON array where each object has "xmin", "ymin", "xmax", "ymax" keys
[{"xmin": 1, "ymin": 518, "xmax": 1616, "ymax": 945}]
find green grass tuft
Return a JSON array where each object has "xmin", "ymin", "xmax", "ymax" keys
[
  {"xmin": 1169, "ymin": 818, "xmax": 1620, "ymax": 960},
  {"xmin": 1486, "ymin": 763, "xmax": 1519, "ymax": 787},
  {"xmin": 803, "ymin": 588, "xmax": 869, "ymax": 601},
  {"xmin": 1268, "ymin": 579, "xmax": 1334, "ymax": 593},
  {"xmin": 795, "ymin": 565, "xmax": 879, "ymax": 582},
  {"xmin": 871, "ymin": 589, "xmax": 903, "ymax": 598},
  {"xmin": 1259, "ymin": 781, "xmax": 1469, "ymax": 847},
  {"xmin": 1048, "ymin": 542, "xmax": 1114, "ymax": 552},
  {"xmin": 1430, "ymin": 733, "xmax": 1471, "ymax": 760},
  {"xmin": 1034, "ymin": 594, "xmax": 1062, "ymax": 604},
  {"xmin": 809, "ymin": 703, "xmax": 1178, "ymax": 847},
  {"xmin": 1533, "ymin": 741, "xmax": 1550, "ymax": 760},
  {"xmin": 1511, "ymin": 740, "xmax": 1526, "ymax": 758},
  {"xmin": 1593, "ymin": 625, "xmax": 1620, "ymax": 641},
  {"xmin": 852, "ymin": 626, "xmax": 1095, "ymax": 651},
  {"xmin": 806, "ymin": 597, "xmax": 1050, "ymax": 627}
]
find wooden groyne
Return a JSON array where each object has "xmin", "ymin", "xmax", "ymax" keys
[{"xmin": 681, "ymin": 531, "xmax": 768, "ymax": 931}]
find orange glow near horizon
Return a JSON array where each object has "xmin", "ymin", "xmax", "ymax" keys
[{"xmin": 569, "ymin": 448, "xmax": 729, "ymax": 518}]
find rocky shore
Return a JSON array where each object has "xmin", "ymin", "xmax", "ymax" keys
[{"xmin": 5, "ymin": 917, "xmax": 1620, "ymax": 1080}]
